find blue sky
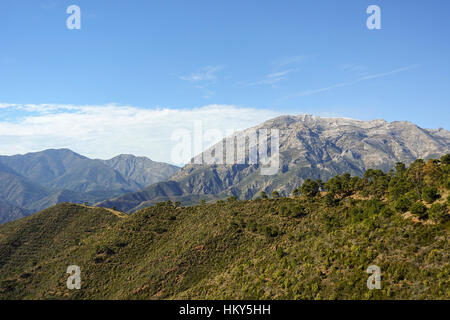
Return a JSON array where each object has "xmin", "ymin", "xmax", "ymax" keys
[{"xmin": 0, "ymin": 0, "xmax": 449, "ymax": 160}]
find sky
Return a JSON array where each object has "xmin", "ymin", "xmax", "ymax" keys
[{"xmin": 0, "ymin": 0, "xmax": 449, "ymax": 163}]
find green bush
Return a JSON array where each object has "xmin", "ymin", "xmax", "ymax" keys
[
  {"xmin": 380, "ymin": 206, "xmax": 394, "ymax": 217},
  {"xmin": 262, "ymin": 225, "xmax": 279, "ymax": 238},
  {"xmin": 276, "ymin": 246, "xmax": 286, "ymax": 258},
  {"xmin": 422, "ymin": 187, "xmax": 440, "ymax": 204},
  {"xmin": 95, "ymin": 244, "xmax": 114, "ymax": 255},
  {"xmin": 441, "ymin": 154, "xmax": 450, "ymax": 165},
  {"xmin": 405, "ymin": 190, "xmax": 420, "ymax": 203},
  {"xmin": 429, "ymin": 203, "xmax": 449, "ymax": 223},
  {"xmin": 444, "ymin": 179, "xmax": 450, "ymax": 190},
  {"xmin": 290, "ymin": 204, "xmax": 306, "ymax": 218},
  {"xmin": 279, "ymin": 205, "xmax": 289, "ymax": 217},
  {"xmin": 247, "ymin": 220, "xmax": 258, "ymax": 232},
  {"xmin": 394, "ymin": 196, "xmax": 411, "ymax": 213},
  {"xmin": 300, "ymin": 179, "xmax": 321, "ymax": 197},
  {"xmin": 410, "ymin": 202, "xmax": 428, "ymax": 219},
  {"xmin": 323, "ymin": 193, "xmax": 335, "ymax": 207}
]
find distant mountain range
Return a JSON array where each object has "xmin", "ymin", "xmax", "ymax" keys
[
  {"xmin": 1, "ymin": 115, "xmax": 449, "ymax": 222},
  {"xmin": 0, "ymin": 149, "xmax": 179, "ymax": 223},
  {"xmin": 99, "ymin": 115, "xmax": 450, "ymax": 213}
]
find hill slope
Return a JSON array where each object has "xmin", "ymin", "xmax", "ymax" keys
[
  {"xmin": 0, "ymin": 203, "xmax": 122, "ymax": 282},
  {"xmin": 1, "ymin": 155, "xmax": 448, "ymax": 300},
  {"xmin": 100, "ymin": 116, "xmax": 450, "ymax": 213}
]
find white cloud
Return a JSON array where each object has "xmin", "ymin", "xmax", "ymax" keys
[
  {"xmin": 239, "ymin": 55, "xmax": 307, "ymax": 88},
  {"xmin": 280, "ymin": 64, "xmax": 420, "ymax": 100},
  {"xmin": 179, "ymin": 65, "xmax": 223, "ymax": 83},
  {"xmin": 179, "ymin": 65, "xmax": 223, "ymax": 98},
  {"xmin": 240, "ymin": 69, "xmax": 295, "ymax": 86},
  {"xmin": 0, "ymin": 103, "xmax": 282, "ymax": 165},
  {"xmin": 0, "ymin": 103, "xmax": 19, "ymax": 109},
  {"xmin": 267, "ymin": 70, "xmax": 292, "ymax": 79}
]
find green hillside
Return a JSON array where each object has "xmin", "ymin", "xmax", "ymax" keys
[
  {"xmin": 0, "ymin": 155, "xmax": 449, "ymax": 300},
  {"xmin": 0, "ymin": 204, "xmax": 122, "ymax": 282}
]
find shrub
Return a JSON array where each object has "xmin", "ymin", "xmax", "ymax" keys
[
  {"xmin": 300, "ymin": 179, "xmax": 321, "ymax": 197},
  {"xmin": 95, "ymin": 244, "xmax": 114, "ymax": 255},
  {"xmin": 380, "ymin": 206, "xmax": 394, "ymax": 217},
  {"xmin": 405, "ymin": 190, "xmax": 420, "ymax": 203},
  {"xmin": 394, "ymin": 196, "xmax": 411, "ymax": 213},
  {"xmin": 395, "ymin": 162, "xmax": 407, "ymax": 176},
  {"xmin": 262, "ymin": 225, "xmax": 279, "ymax": 238},
  {"xmin": 272, "ymin": 191, "xmax": 280, "ymax": 199},
  {"xmin": 260, "ymin": 191, "xmax": 268, "ymax": 199},
  {"xmin": 279, "ymin": 205, "xmax": 289, "ymax": 217},
  {"xmin": 429, "ymin": 203, "xmax": 449, "ymax": 223},
  {"xmin": 445, "ymin": 178, "xmax": 450, "ymax": 190},
  {"xmin": 388, "ymin": 178, "xmax": 412, "ymax": 199},
  {"xmin": 410, "ymin": 202, "xmax": 428, "ymax": 219},
  {"xmin": 422, "ymin": 187, "xmax": 440, "ymax": 204},
  {"xmin": 363, "ymin": 199, "xmax": 384, "ymax": 216},
  {"xmin": 323, "ymin": 193, "xmax": 335, "ymax": 207},
  {"xmin": 441, "ymin": 154, "xmax": 450, "ymax": 165},
  {"xmin": 247, "ymin": 220, "xmax": 258, "ymax": 232},
  {"xmin": 276, "ymin": 246, "xmax": 286, "ymax": 259},
  {"xmin": 153, "ymin": 227, "xmax": 168, "ymax": 234},
  {"xmin": 290, "ymin": 204, "xmax": 306, "ymax": 218}
]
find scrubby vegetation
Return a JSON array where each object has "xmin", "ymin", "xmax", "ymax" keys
[{"xmin": 0, "ymin": 155, "xmax": 448, "ymax": 300}]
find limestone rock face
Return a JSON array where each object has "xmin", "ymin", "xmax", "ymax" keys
[{"xmin": 254, "ymin": 115, "xmax": 449, "ymax": 172}]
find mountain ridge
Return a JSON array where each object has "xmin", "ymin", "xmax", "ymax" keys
[
  {"xmin": 100, "ymin": 154, "xmax": 179, "ymax": 187},
  {"xmin": 99, "ymin": 115, "xmax": 450, "ymax": 212},
  {"xmin": 0, "ymin": 150, "xmax": 180, "ymax": 223}
]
